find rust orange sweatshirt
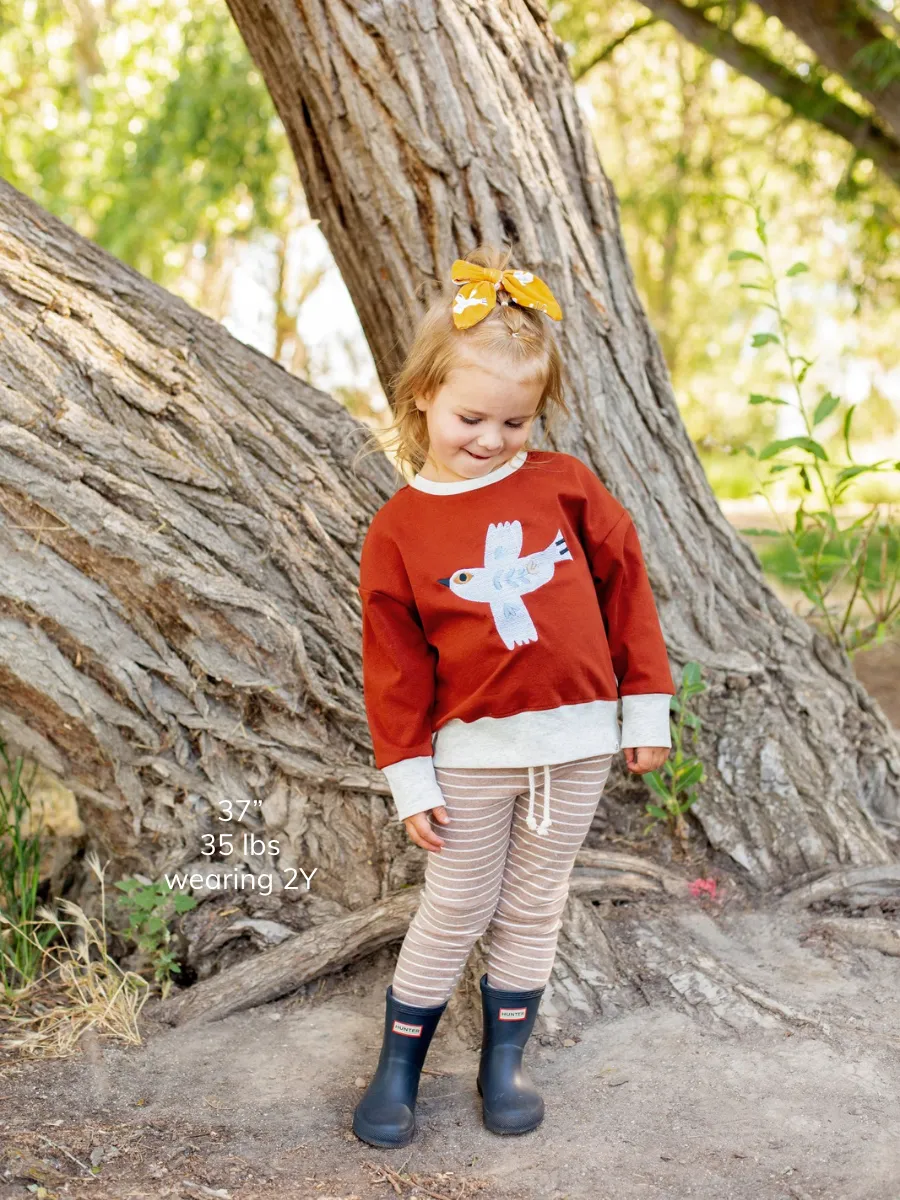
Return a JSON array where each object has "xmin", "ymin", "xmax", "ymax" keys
[{"xmin": 358, "ymin": 448, "xmax": 675, "ymax": 822}]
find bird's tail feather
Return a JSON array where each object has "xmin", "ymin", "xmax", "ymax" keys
[{"xmin": 548, "ymin": 529, "xmax": 573, "ymax": 561}]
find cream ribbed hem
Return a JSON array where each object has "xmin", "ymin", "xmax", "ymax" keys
[{"xmin": 380, "ymin": 694, "xmax": 672, "ymax": 822}]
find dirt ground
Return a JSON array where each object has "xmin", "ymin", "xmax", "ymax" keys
[{"xmin": 2, "ymin": 641, "xmax": 899, "ymax": 1200}]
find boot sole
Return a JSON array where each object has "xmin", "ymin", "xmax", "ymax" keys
[
  {"xmin": 351, "ymin": 1117, "xmax": 416, "ymax": 1148},
  {"xmin": 476, "ymin": 1077, "xmax": 544, "ymax": 1135}
]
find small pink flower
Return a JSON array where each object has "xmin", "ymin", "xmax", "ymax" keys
[{"xmin": 688, "ymin": 877, "xmax": 718, "ymax": 900}]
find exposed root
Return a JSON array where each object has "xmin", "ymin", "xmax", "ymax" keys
[
  {"xmin": 803, "ymin": 915, "xmax": 900, "ymax": 957},
  {"xmin": 777, "ymin": 864, "xmax": 900, "ymax": 910}
]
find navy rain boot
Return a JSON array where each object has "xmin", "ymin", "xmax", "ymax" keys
[
  {"xmin": 352, "ymin": 984, "xmax": 448, "ymax": 1148},
  {"xmin": 476, "ymin": 972, "xmax": 546, "ymax": 1135}
]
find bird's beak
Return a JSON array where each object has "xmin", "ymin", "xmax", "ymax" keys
[{"xmin": 437, "ymin": 577, "xmax": 451, "ymax": 587}]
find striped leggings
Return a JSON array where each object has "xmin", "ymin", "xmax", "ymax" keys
[{"xmin": 391, "ymin": 753, "xmax": 614, "ymax": 1007}]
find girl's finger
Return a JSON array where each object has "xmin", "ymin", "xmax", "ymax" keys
[{"xmin": 406, "ymin": 817, "xmax": 444, "ymax": 851}]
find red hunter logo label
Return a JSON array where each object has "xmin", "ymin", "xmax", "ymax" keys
[
  {"xmin": 392, "ymin": 1020, "xmax": 424, "ymax": 1037},
  {"xmin": 499, "ymin": 1007, "xmax": 527, "ymax": 1020}
]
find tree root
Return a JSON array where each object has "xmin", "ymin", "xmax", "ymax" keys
[
  {"xmin": 154, "ymin": 852, "xmax": 899, "ymax": 1043},
  {"xmin": 803, "ymin": 915, "xmax": 900, "ymax": 957},
  {"xmin": 157, "ymin": 851, "xmax": 690, "ymax": 1027},
  {"xmin": 776, "ymin": 864, "xmax": 900, "ymax": 910}
]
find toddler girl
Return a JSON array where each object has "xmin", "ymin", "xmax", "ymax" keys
[{"xmin": 351, "ymin": 245, "xmax": 674, "ymax": 1147}]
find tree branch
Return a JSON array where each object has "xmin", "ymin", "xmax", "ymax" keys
[
  {"xmin": 754, "ymin": 0, "xmax": 900, "ymax": 141},
  {"xmin": 570, "ymin": 16, "xmax": 661, "ymax": 82},
  {"xmin": 638, "ymin": 0, "xmax": 900, "ymax": 185}
]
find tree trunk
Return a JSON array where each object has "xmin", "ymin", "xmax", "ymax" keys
[
  {"xmin": 1, "ymin": 0, "xmax": 898, "ymax": 1021},
  {"xmin": 0, "ymin": 178, "xmax": 415, "ymax": 924},
  {"xmin": 224, "ymin": 0, "xmax": 900, "ymax": 891}
]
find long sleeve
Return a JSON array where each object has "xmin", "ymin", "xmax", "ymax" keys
[
  {"xmin": 358, "ymin": 520, "xmax": 445, "ymax": 822},
  {"xmin": 574, "ymin": 460, "xmax": 675, "ymax": 749}
]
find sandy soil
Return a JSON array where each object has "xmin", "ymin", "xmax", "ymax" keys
[{"xmin": 2, "ymin": 640, "xmax": 898, "ymax": 1199}]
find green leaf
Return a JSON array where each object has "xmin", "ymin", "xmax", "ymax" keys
[
  {"xmin": 674, "ymin": 761, "xmax": 704, "ymax": 789},
  {"xmin": 786, "ymin": 262, "xmax": 809, "ymax": 276},
  {"xmin": 836, "ymin": 465, "xmax": 873, "ymax": 484},
  {"xmin": 843, "ymin": 405, "xmax": 856, "ymax": 459},
  {"xmin": 793, "ymin": 355, "xmax": 815, "ymax": 384},
  {"xmin": 812, "ymin": 392, "xmax": 840, "ymax": 426},
  {"xmin": 749, "ymin": 393, "xmax": 787, "ymax": 406},
  {"xmin": 682, "ymin": 662, "xmax": 702, "ymax": 688},
  {"xmin": 645, "ymin": 803, "xmax": 668, "ymax": 820},
  {"xmin": 646, "ymin": 775, "xmax": 670, "ymax": 802},
  {"xmin": 728, "ymin": 250, "xmax": 763, "ymax": 262},
  {"xmin": 751, "ymin": 332, "xmax": 780, "ymax": 347},
  {"xmin": 758, "ymin": 437, "xmax": 828, "ymax": 462}
]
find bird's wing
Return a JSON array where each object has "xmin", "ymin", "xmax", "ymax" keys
[
  {"xmin": 489, "ymin": 596, "xmax": 538, "ymax": 650},
  {"xmin": 484, "ymin": 520, "xmax": 523, "ymax": 567}
]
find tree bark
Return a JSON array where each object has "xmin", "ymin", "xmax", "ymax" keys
[
  {"xmin": 224, "ymin": 0, "xmax": 900, "ymax": 890},
  {"xmin": 1, "ymin": 0, "xmax": 898, "ymax": 1017},
  {"xmin": 0, "ymin": 177, "xmax": 416, "ymax": 921}
]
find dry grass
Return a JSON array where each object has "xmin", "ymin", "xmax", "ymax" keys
[{"xmin": 0, "ymin": 848, "xmax": 151, "ymax": 1060}]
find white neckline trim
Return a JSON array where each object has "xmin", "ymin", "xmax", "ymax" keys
[{"xmin": 410, "ymin": 449, "xmax": 528, "ymax": 494}]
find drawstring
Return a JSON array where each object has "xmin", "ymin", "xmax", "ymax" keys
[{"xmin": 525, "ymin": 764, "xmax": 552, "ymax": 835}]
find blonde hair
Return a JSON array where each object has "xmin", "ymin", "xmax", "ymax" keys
[{"xmin": 352, "ymin": 244, "xmax": 570, "ymax": 483}]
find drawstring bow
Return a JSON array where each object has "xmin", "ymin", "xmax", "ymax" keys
[{"xmin": 526, "ymin": 764, "xmax": 553, "ymax": 836}]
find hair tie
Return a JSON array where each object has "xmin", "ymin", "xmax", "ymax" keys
[{"xmin": 450, "ymin": 260, "xmax": 563, "ymax": 330}]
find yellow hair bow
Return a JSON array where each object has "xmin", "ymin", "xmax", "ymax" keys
[{"xmin": 450, "ymin": 260, "xmax": 563, "ymax": 330}]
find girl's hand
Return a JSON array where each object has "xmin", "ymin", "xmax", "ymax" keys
[
  {"xmin": 404, "ymin": 805, "xmax": 451, "ymax": 852},
  {"xmin": 622, "ymin": 746, "xmax": 669, "ymax": 775}
]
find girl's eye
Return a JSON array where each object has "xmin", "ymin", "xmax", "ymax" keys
[{"xmin": 459, "ymin": 416, "xmax": 524, "ymax": 428}]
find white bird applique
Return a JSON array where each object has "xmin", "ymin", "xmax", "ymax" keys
[{"xmin": 437, "ymin": 521, "xmax": 574, "ymax": 649}]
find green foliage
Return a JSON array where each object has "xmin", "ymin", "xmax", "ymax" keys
[
  {"xmin": 112, "ymin": 876, "xmax": 197, "ymax": 995},
  {"xmin": 0, "ymin": 0, "xmax": 289, "ymax": 285},
  {"xmin": 551, "ymin": 2, "xmax": 900, "ymax": 502},
  {"xmin": 642, "ymin": 663, "xmax": 707, "ymax": 839},
  {"xmin": 727, "ymin": 190, "xmax": 900, "ymax": 655},
  {"xmin": 0, "ymin": 737, "xmax": 58, "ymax": 995}
]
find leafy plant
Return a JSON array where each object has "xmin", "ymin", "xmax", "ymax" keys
[
  {"xmin": 0, "ymin": 736, "xmax": 58, "ymax": 995},
  {"xmin": 643, "ymin": 662, "xmax": 707, "ymax": 843},
  {"xmin": 111, "ymin": 877, "xmax": 197, "ymax": 998},
  {"xmin": 726, "ymin": 190, "xmax": 900, "ymax": 657}
]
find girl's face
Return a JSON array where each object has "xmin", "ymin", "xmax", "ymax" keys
[{"xmin": 415, "ymin": 350, "xmax": 544, "ymax": 483}]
